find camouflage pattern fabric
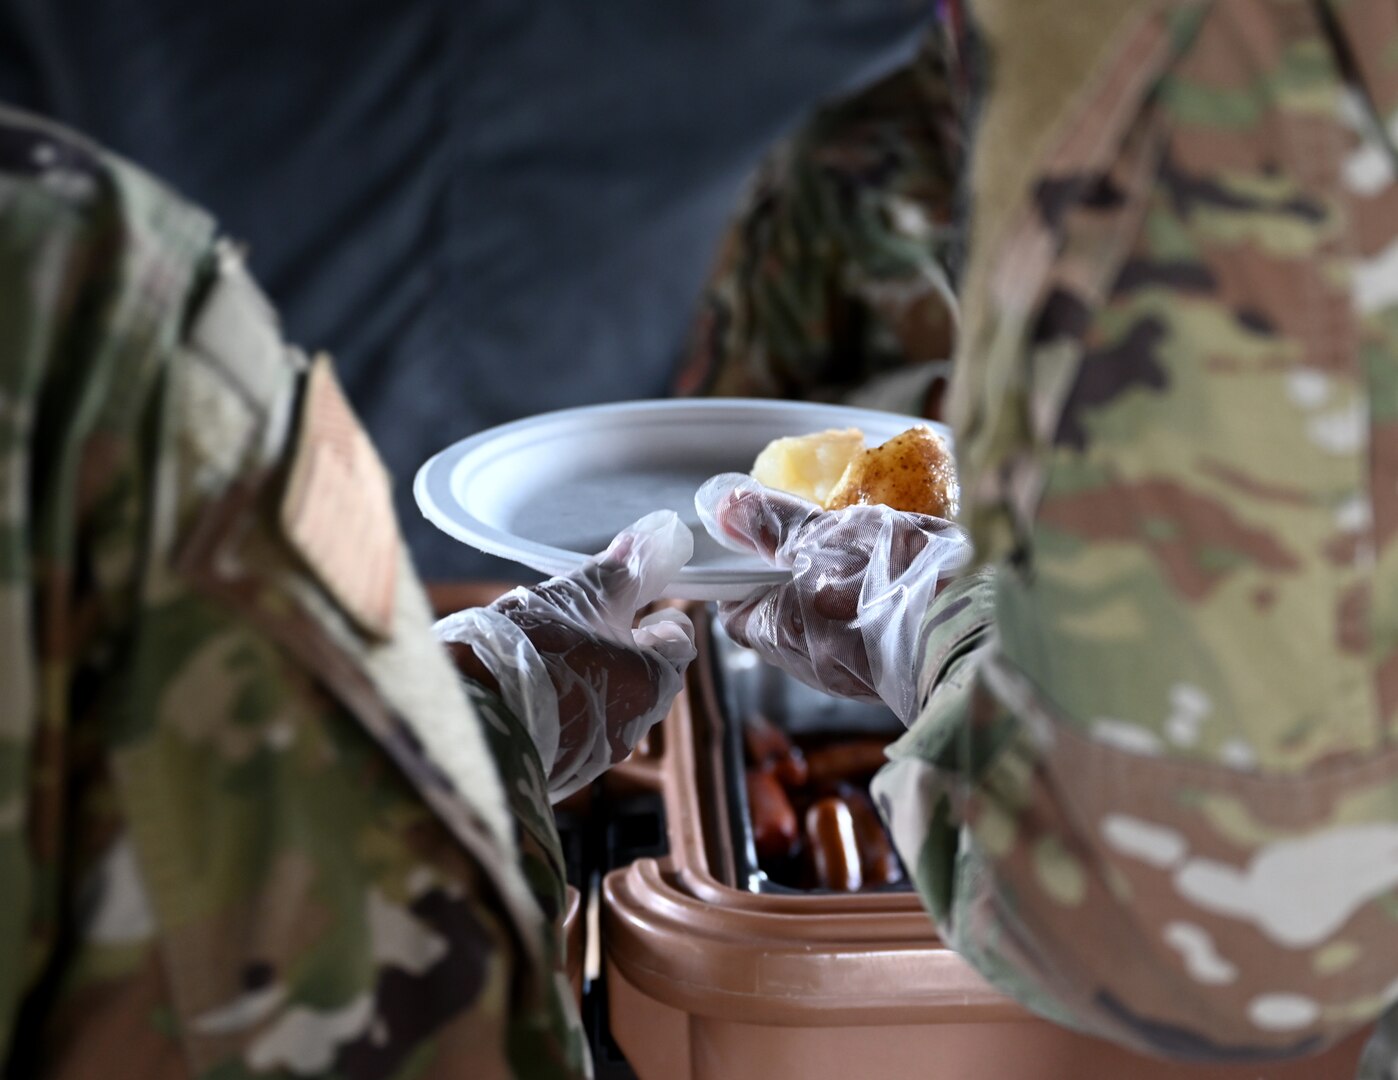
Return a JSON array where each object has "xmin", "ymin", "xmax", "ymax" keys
[
  {"xmin": 0, "ymin": 107, "xmax": 586, "ymax": 1079},
  {"xmin": 873, "ymin": 0, "xmax": 1398, "ymax": 1069},
  {"xmin": 675, "ymin": 26, "xmax": 964, "ymax": 418}
]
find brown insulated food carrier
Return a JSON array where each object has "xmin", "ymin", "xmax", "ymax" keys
[{"xmin": 601, "ymin": 611, "xmax": 1371, "ymax": 1079}]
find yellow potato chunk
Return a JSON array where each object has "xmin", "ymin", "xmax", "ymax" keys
[
  {"xmin": 750, "ymin": 427, "xmax": 865, "ymax": 506},
  {"xmin": 825, "ymin": 426, "xmax": 958, "ymax": 518}
]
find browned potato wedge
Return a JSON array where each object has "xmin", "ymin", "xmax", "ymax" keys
[{"xmin": 824, "ymin": 426, "xmax": 957, "ymax": 518}]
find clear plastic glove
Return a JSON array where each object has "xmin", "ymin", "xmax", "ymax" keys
[
  {"xmin": 435, "ymin": 510, "xmax": 697, "ymax": 802},
  {"xmin": 695, "ymin": 474, "xmax": 971, "ymax": 725}
]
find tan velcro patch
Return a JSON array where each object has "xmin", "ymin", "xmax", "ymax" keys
[{"xmin": 280, "ymin": 355, "xmax": 398, "ymax": 640}]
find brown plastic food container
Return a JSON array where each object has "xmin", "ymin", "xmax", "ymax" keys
[{"xmin": 602, "ymin": 611, "xmax": 1370, "ymax": 1079}]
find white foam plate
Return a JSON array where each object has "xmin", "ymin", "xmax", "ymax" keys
[{"xmin": 414, "ymin": 398, "xmax": 951, "ymax": 601}]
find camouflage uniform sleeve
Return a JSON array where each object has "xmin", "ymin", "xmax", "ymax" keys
[
  {"xmin": 0, "ymin": 106, "xmax": 585, "ymax": 1079},
  {"xmin": 676, "ymin": 26, "xmax": 963, "ymax": 417},
  {"xmin": 880, "ymin": 0, "xmax": 1398, "ymax": 1067},
  {"xmin": 462, "ymin": 680, "xmax": 569, "ymax": 928}
]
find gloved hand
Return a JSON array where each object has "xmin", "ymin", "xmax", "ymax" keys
[
  {"xmin": 696, "ymin": 474, "xmax": 971, "ymax": 724},
  {"xmin": 435, "ymin": 511, "xmax": 697, "ymax": 802}
]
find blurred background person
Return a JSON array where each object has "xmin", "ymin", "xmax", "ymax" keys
[{"xmin": 677, "ymin": 25, "xmax": 961, "ymax": 419}]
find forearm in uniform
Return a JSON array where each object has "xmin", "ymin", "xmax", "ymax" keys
[
  {"xmin": 462, "ymin": 680, "xmax": 570, "ymax": 926},
  {"xmin": 873, "ymin": 567, "xmax": 999, "ymax": 923}
]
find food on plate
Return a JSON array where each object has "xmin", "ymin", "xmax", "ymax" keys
[
  {"xmin": 750, "ymin": 427, "xmax": 865, "ymax": 508},
  {"xmin": 750, "ymin": 425, "xmax": 957, "ymax": 518},
  {"xmin": 824, "ymin": 425, "xmax": 958, "ymax": 518}
]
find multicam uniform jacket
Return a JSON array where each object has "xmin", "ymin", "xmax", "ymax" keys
[
  {"xmin": 0, "ymin": 107, "xmax": 586, "ymax": 1079},
  {"xmin": 691, "ymin": 0, "xmax": 1398, "ymax": 1072},
  {"xmin": 867, "ymin": 0, "xmax": 1398, "ymax": 1072}
]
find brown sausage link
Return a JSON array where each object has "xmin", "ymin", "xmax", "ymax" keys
[
  {"xmin": 773, "ymin": 746, "xmax": 809, "ymax": 789},
  {"xmin": 746, "ymin": 767, "xmax": 799, "ymax": 860},
  {"xmin": 841, "ymin": 786, "xmax": 903, "ymax": 887},
  {"xmin": 805, "ymin": 797, "xmax": 864, "ymax": 892},
  {"xmin": 743, "ymin": 711, "xmax": 792, "ymax": 764},
  {"xmin": 744, "ymin": 712, "xmax": 809, "ymax": 787},
  {"xmin": 805, "ymin": 739, "xmax": 889, "ymax": 787}
]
